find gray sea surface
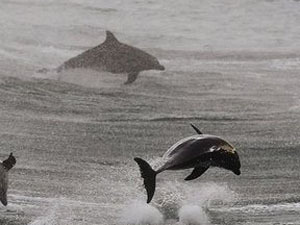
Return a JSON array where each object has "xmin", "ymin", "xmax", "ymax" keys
[{"xmin": 0, "ymin": 0, "xmax": 300, "ymax": 224}]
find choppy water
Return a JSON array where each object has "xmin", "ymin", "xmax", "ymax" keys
[{"xmin": 0, "ymin": 0, "xmax": 300, "ymax": 224}]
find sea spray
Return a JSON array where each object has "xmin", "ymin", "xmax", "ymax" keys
[
  {"xmin": 127, "ymin": 156, "xmax": 237, "ymax": 224},
  {"xmin": 178, "ymin": 205, "xmax": 208, "ymax": 225},
  {"xmin": 120, "ymin": 200, "xmax": 163, "ymax": 225},
  {"xmin": 28, "ymin": 201, "xmax": 60, "ymax": 225},
  {"xmin": 182, "ymin": 182, "xmax": 237, "ymax": 207},
  {"xmin": 28, "ymin": 198, "xmax": 75, "ymax": 225},
  {"xmin": 153, "ymin": 181, "xmax": 236, "ymax": 224},
  {"xmin": 154, "ymin": 181, "xmax": 184, "ymax": 219},
  {"xmin": 178, "ymin": 182, "xmax": 237, "ymax": 225}
]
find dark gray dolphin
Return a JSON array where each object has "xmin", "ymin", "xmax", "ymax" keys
[
  {"xmin": 39, "ymin": 31, "xmax": 165, "ymax": 84},
  {"xmin": 134, "ymin": 124, "xmax": 241, "ymax": 203},
  {"xmin": 0, "ymin": 153, "xmax": 16, "ymax": 206}
]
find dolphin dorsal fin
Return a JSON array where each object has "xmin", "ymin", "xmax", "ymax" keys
[
  {"xmin": 105, "ymin": 31, "xmax": 119, "ymax": 44},
  {"xmin": 190, "ymin": 123, "xmax": 203, "ymax": 134}
]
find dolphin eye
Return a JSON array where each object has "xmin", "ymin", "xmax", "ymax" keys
[{"xmin": 209, "ymin": 146, "xmax": 220, "ymax": 152}]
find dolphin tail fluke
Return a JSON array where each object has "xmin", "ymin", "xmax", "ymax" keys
[
  {"xmin": 2, "ymin": 153, "xmax": 16, "ymax": 171},
  {"xmin": 134, "ymin": 157, "xmax": 157, "ymax": 203}
]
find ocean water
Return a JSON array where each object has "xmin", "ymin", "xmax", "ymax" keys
[{"xmin": 0, "ymin": 0, "xmax": 300, "ymax": 224}]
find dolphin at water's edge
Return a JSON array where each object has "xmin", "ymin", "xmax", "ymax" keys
[
  {"xmin": 38, "ymin": 31, "xmax": 165, "ymax": 84},
  {"xmin": 0, "ymin": 153, "xmax": 16, "ymax": 206},
  {"xmin": 134, "ymin": 124, "xmax": 241, "ymax": 203}
]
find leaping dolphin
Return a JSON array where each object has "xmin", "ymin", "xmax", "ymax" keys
[
  {"xmin": 0, "ymin": 153, "xmax": 16, "ymax": 206},
  {"xmin": 134, "ymin": 124, "xmax": 241, "ymax": 203},
  {"xmin": 39, "ymin": 31, "xmax": 165, "ymax": 84}
]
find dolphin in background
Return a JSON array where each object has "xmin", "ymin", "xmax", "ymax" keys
[
  {"xmin": 39, "ymin": 31, "xmax": 165, "ymax": 84},
  {"xmin": 134, "ymin": 124, "xmax": 241, "ymax": 203},
  {"xmin": 0, "ymin": 153, "xmax": 16, "ymax": 206}
]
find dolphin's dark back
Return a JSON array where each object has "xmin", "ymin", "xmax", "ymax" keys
[
  {"xmin": 160, "ymin": 135, "xmax": 235, "ymax": 171},
  {"xmin": 59, "ymin": 39, "xmax": 109, "ymax": 71}
]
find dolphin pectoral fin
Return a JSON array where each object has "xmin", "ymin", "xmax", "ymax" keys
[
  {"xmin": 0, "ymin": 185, "xmax": 7, "ymax": 206},
  {"xmin": 184, "ymin": 166, "xmax": 209, "ymax": 181},
  {"xmin": 190, "ymin": 123, "xmax": 203, "ymax": 134},
  {"xmin": 0, "ymin": 195, "xmax": 7, "ymax": 206},
  {"xmin": 124, "ymin": 72, "xmax": 139, "ymax": 84}
]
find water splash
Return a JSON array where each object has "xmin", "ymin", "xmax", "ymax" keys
[
  {"xmin": 178, "ymin": 205, "xmax": 207, "ymax": 225},
  {"xmin": 28, "ymin": 202, "xmax": 60, "ymax": 225},
  {"xmin": 181, "ymin": 182, "xmax": 237, "ymax": 207},
  {"xmin": 28, "ymin": 198, "xmax": 74, "ymax": 225},
  {"xmin": 154, "ymin": 181, "xmax": 236, "ymax": 224},
  {"xmin": 123, "ymin": 157, "xmax": 237, "ymax": 224},
  {"xmin": 179, "ymin": 182, "xmax": 236, "ymax": 224},
  {"xmin": 154, "ymin": 181, "xmax": 184, "ymax": 219},
  {"xmin": 120, "ymin": 200, "xmax": 164, "ymax": 225}
]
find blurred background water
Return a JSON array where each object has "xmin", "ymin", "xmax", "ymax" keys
[{"xmin": 0, "ymin": 0, "xmax": 299, "ymax": 224}]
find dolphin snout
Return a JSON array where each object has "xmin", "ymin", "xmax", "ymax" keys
[
  {"xmin": 158, "ymin": 64, "xmax": 165, "ymax": 71},
  {"xmin": 233, "ymin": 169, "xmax": 241, "ymax": 175}
]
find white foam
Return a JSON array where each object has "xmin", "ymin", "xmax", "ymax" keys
[
  {"xmin": 28, "ymin": 198, "xmax": 75, "ymax": 225},
  {"xmin": 178, "ymin": 205, "xmax": 208, "ymax": 225},
  {"xmin": 28, "ymin": 202, "xmax": 59, "ymax": 225},
  {"xmin": 184, "ymin": 182, "xmax": 236, "ymax": 206},
  {"xmin": 179, "ymin": 182, "xmax": 236, "ymax": 224},
  {"xmin": 153, "ymin": 181, "xmax": 184, "ymax": 219},
  {"xmin": 120, "ymin": 201, "xmax": 164, "ymax": 225},
  {"xmin": 151, "ymin": 181, "xmax": 236, "ymax": 223},
  {"xmin": 0, "ymin": 203, "xmax": 24, "ymax": 216}
]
